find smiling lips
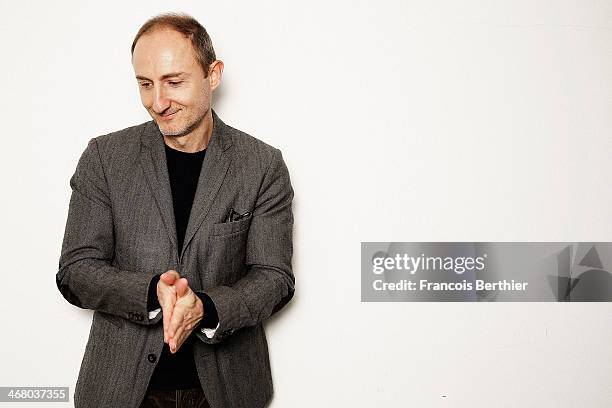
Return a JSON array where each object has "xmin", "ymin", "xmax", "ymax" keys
[{"xmin": 159, "ymin": 110, "xmax": 179, "ymax": 120}]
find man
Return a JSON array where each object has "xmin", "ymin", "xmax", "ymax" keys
[{"xmin": 56, "ymin": 12, "xmax": 295, "ymax": 408}]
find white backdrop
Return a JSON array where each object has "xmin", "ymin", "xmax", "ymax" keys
[{"xmin": 1, "ymin": 0, "xmax": 611, "ymax": 407}]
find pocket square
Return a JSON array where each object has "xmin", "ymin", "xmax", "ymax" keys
[{"xmin": 225, "ymin": 207, "xmax": 252, "ymax": 223}]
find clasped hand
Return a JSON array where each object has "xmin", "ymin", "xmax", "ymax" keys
[{"xmin": 157, "ymin": 270, "xmax": 205, "ymax": 353}]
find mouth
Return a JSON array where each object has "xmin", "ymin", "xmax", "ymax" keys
[{"xmin": 158, "ymin": 110, "xmax": 180, "ymax": 121}]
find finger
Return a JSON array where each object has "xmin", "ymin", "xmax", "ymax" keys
[
  {"xmin": 170, "ymin": 331, "xmax": 186, "ymax": 353},
  {"xmin": 175, "ymin": 277, "xmax": 189, "ymax": 298},
  {"xmin": 159, "ymin": 287, "xmax": 176, "ymax": 343},
  {"xmin": 157, "ymin": 283, "xmax": 175, "ymax": 344},
  {"xmin": 172, "ymin": 324, "xmax": 186, "ymax": 349},
  {"xmin": 162, "ymin": 302, "xmax": 174, "ymax": 343},
  {"xmin": 168, "ymin": 304, "xmax": 185, "ymax": 339},
  {"xmin": 168, "ymin": 291, "xmax": 198, "ymax": 338},
  {"xmin": 171, "ymin": 328, "xmax": 188, "ymax": 353},
  {"xmin": 173, "ymin": 309, "xmax": 200, "ymax": 354}
]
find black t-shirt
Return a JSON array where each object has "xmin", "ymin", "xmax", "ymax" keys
[{"xmin": 146, "ymin": 142, "xmax": 218, "ymax": 390}]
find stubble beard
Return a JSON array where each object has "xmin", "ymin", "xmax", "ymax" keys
[{"xmin": 157, "ymin": 108, "xmax": 208, "ymax": 139}]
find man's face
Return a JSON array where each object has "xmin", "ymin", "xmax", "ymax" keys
[{"xmin": 131, "ymin": 27, "xmax": 218, "ymax": 138}]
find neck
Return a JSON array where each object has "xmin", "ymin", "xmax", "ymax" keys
[{"xmin": 163, "ymin": 109, "xmax": 213, "ymax": 153}]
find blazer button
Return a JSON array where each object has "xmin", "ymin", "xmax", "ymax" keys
[{"xmin": 147, "ymin": 353, "xmax": 156, "ymax": 363}]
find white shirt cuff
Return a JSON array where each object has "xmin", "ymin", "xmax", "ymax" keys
[
  {"xmin": 201, "ymin": 322, "xmax": 220, "ymax": 338},
  {"xmin": 148, "ymin": 308, "xmax": 161, "ymax": 319}
]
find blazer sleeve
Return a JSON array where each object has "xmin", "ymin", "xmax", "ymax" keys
[
  {"xmin": 56, "ymin": 137, "xmax": 162, "ymax": 326},
  {"xmin": 194, "ymin": 147, "xmax": 295, "ymax": 345}
]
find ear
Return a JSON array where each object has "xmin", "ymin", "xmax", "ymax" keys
[{"xmin": 208, "ymin": 60, "xmax": 224, "ymax": 91}]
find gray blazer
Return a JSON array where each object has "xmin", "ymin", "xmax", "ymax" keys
[{"xmin": 56, "ymin": 109, "xmax": 295, "ymax": 408}]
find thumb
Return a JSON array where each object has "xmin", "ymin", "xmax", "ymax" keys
[{"xmin": 175, "ymin": 277, "xmax": 189, "ymax": 298}]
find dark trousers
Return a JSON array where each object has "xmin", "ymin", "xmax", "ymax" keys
[{"xmin": 139, "ymin": 387, "xmax": 210, "ymax": 408}]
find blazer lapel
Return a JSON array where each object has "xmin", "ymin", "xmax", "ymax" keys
[
  {"xmin": 140, "ymin": 121, "xmax": 179, "ymax": 262},
  {"xmin": 139, "ymin": 109, "xmax": 234, "ymax": 265},
  {"xmin": 181, "ymin": 110, "xmax": 233, "ymax": 261}
]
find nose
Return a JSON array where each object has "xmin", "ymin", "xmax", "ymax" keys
[{"xmin": 152, "ymin": 85, "xmax": 171, "ymax": 114}]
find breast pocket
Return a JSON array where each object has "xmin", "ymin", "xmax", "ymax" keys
[
  {"xmin": 209, "ymin": 214, "xmax": 252, "ymax": 237},
  {"xmin": 203, "ymin": 216, "xmax": 251, "ymax": 285}
]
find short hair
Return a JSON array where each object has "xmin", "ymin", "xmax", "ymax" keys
[{"xmin": 131, "ymin": 12, "xmax": 217, "ymax": 78}]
